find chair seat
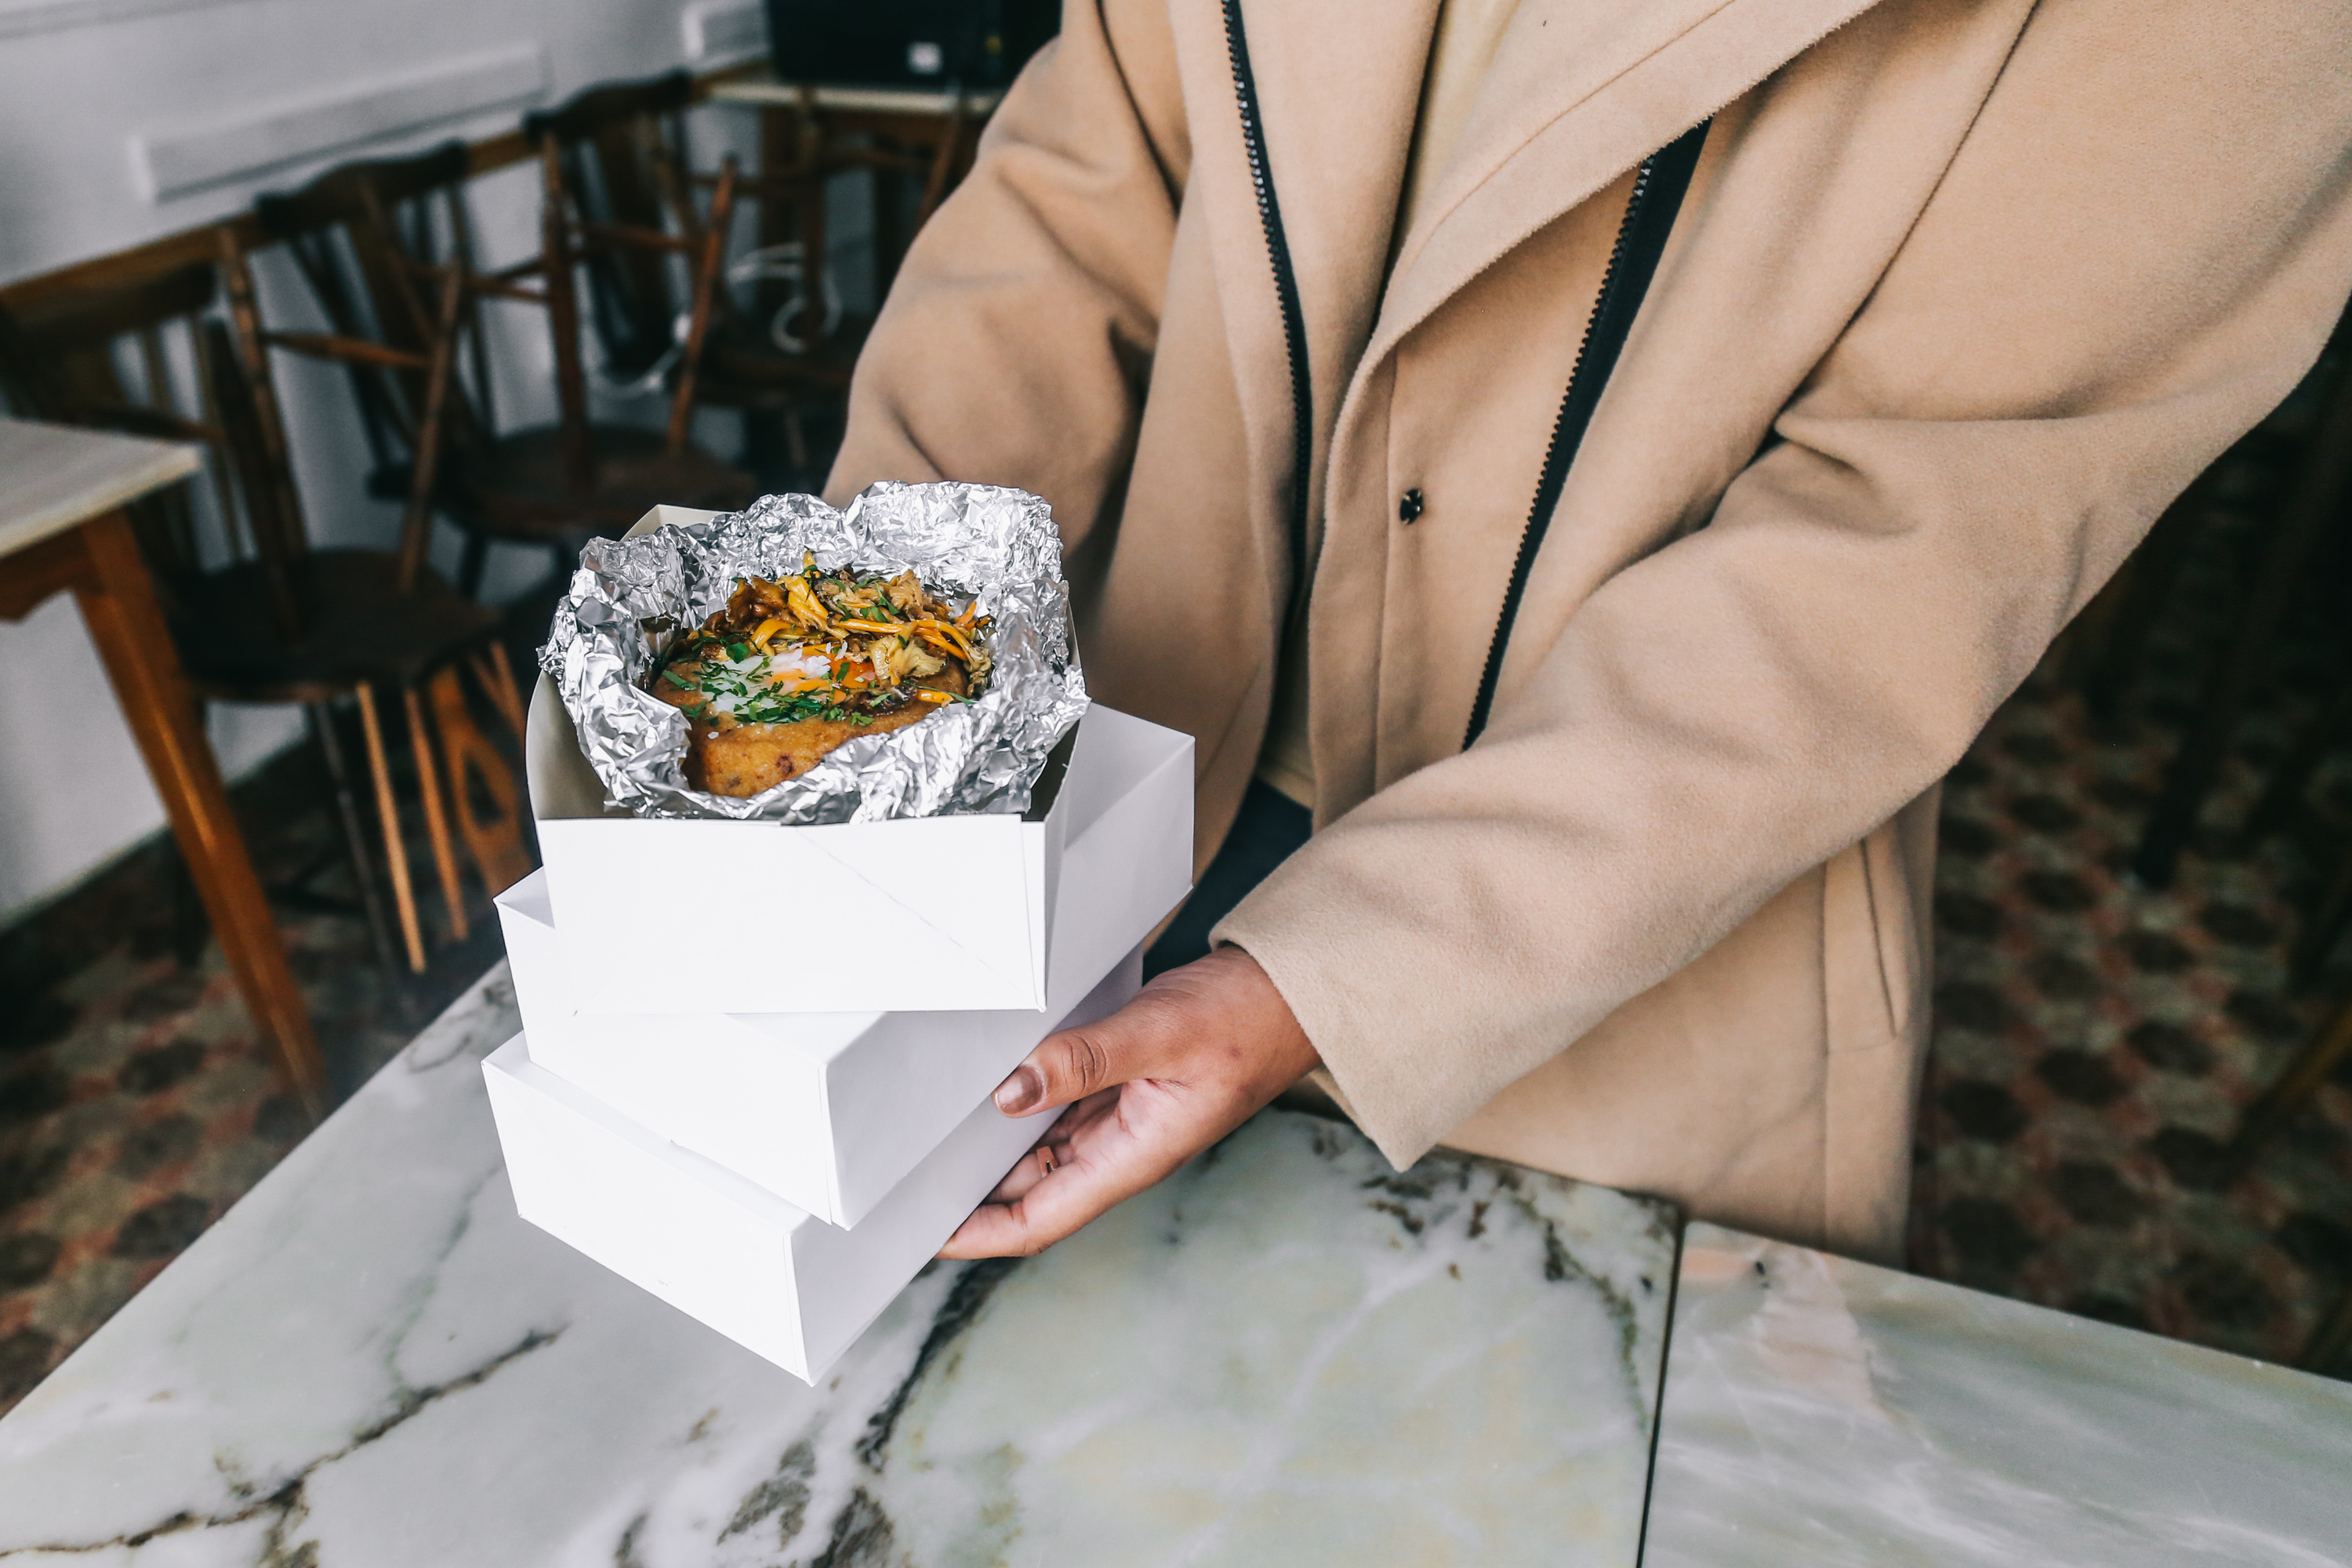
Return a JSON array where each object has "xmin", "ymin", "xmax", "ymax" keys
[
  {"xmin": 697, "ymin": 314, "xmax": 873, "ymax": 402},
  {"xmin": 171, "ymin": 549, "xmax": 503, "ymax": 703},
  {"xmin": 441, "ymin": 423, "xmax": 757, "ymax": 545}
]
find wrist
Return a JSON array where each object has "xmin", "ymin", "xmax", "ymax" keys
[{"xmin": 1201, "ymin": 942, "xmax": 1321, "ymax": 1083}]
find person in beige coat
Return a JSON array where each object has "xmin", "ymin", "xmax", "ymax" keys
[{"xmin": 826, "ymin": 0, "xmax": 2352, "ymax": 1265}]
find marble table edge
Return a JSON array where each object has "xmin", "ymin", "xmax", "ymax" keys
[{"xmin": 0, "ymin": 416, "xmax": 204, "ymax": 557}]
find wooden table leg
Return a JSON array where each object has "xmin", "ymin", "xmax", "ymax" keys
[{"xmin": 71, "ymin": 508, "xmax": 326, "ymax": 1116}]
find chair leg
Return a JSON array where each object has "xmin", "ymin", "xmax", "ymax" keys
[
  {"xmin": 2229, "ymin": 988, "xmax": 2352, "ymax": 1163},
  {"xmin": 430, "ymin": 666, "xmax": 532, "ymax": 895},
  {"xmin": 784, "ymin": 407, "xmax": 810, "ymax": 472},
  {"xmin": 472, "ymin": 642, "xmax": 528, "ymax": 736},
  {"xmin": 2303, "ymin": 1279, "xmax": 2352, "ymax": 1373},
  {"xmin": 167, "ymin": 841, "xmax": 209, "ymax": 967},
  {"xmin": 457, "ymin": 529, "xmax": 491, "ymax": 598},
  {"xmin": 2067, "ymin": 474, "xmax": 2211, "ymax": 718},
  {"xmin": 2239, "ymin": 681, "xmax": 2352, "ymax": 852},
  {"xmin": 403, "ymin": 684, "xmax": 469, "ymax": 942},
  {"xmin": 165, "ymin": 695, "xmax": 216, "ymax": 965},
  {"xmin": 309, "ymin": 699, "xmax": 397, "ymax": 973},
  {"xmin": 354, "ymin": 683, "xmax": 426, "ymax": 973},
  {"xmin": 2134, "ymin": 344, "xmax": 2352, "ymax": 889},
  {"xmin": 2292, "ymin": 845, "xmax": 2352, "ymax": 991}
]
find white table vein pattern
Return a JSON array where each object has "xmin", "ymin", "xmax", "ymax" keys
[
  {"xmin": 1646, "ymin": 1221, "xmax": 2352, "ymax": 1567},
  {"xmin": 0, "ymin": 964, "xmax": 1678, "ymax": 1567}
]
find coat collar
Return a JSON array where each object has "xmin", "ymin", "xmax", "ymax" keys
[
  {"xmin": 1373, "ymin": 0, "xmax": 1889, "ymax": 374},
  {"xmin": 1166, "ymin": 0, "xmax": 1887, "ymax": 596}
]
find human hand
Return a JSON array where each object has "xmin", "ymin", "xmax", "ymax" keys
[{"xmin": 938, "ymin": 946, "xmax": 1320, "ymax": 1258}]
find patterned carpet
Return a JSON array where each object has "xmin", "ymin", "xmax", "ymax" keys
[
  {"xmin": 0, "ymin": 710, "xmax": 511, "ymax": 1410},
  {"xmin": 1915, "ymin": 662, "xmax": 2352, "ymax": 1367},
  {"xmin": 2, "ymin": 494, "xmax": 2349, "ymax": 1414}
]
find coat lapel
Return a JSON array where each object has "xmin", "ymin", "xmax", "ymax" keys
[
  {"xmin": 1162, "ymin": 0, "xmax": 1889, "ymax": 663},
  {"xmin": 1363, "ymin": 0, "xmax": 1889, "ymax": 410}
]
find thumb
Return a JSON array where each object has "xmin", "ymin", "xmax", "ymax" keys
[{"xmin": 991, "ymin": 996, "xmax": 1177, "ymax": 1117}]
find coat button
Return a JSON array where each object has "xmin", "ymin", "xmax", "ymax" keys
[{"xmin": 1398, "ymin": 487, "xmax": 1425, "ymax": 524}]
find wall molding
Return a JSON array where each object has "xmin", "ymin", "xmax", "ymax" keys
[
  {"xmin": 0, "ymin": 0, "xmax": 251, "ymax": 42},
  {"xmin": 129, "ymin": 42, "xmax": 550, "ymax": 202}
]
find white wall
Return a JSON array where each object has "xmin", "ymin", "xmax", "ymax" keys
[{"xmin": 0, "ymin": 0, "xmax": 770, "ymax": 920}]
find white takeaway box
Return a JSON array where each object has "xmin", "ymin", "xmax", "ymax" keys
[
  {"xmin": 500, "ymin": 854, "xmax": 1148, "ymax": 1226},
  {"xmin": 485, "ymin": 1029, "xmax": 1074, "ymax": 1384},
  {"xmin": 527, "ymin": 678, "xmax": 1191, "ymax": 1016},
  {"xmin": 527, "ymin": 502, "xmax": 1192, "ymax": 1015}
]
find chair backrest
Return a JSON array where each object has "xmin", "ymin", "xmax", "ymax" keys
[
  {"xmin": 519, "ymin": 71, "xmax": 739, "ymax": 483},
  {"xmin": 706, "ymin": 93, "xmax": 977, "ymax": 370},
  {"xmin": 254, "ymin": 140, "xmax": 488, "ymax": 486},
  {"xmin": 523, "ymin": 70, "xmax": 699, "ymax": 388},
  {"xmin": 0, "ymin": 260, "xmax": 299, "ymax": 624}
]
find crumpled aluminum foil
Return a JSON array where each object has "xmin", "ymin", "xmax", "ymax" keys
[{"xmin": 540, "ymin": 481, "xmax": 1088, "ymax": 822}]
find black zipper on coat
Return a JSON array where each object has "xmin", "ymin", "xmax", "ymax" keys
[
  {"xmin": 1462, "ymin": 119, "xmax": 1712, "ymax": 747},
  {"xmin": 1222, "ymin": 0, "xmax": 1313, "ymax": 596}
]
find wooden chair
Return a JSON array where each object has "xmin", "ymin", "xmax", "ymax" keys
[
  {"xmin": 252, "ymin": 118, "xmax": 750, "ymax": 597},
  {"xmin": 514, "ymin": 73, "xmax": 754, "ymax": 537},
  {"xmin": 2118, "ymin": 309, "xmax": 2352, "ymax": 887},
  {"xmin": 699, "ymin": 89, "xmax": 978, "ymax": 474},
  {"xmin": 2, "ymin": 247, "xmax": 530, "ymax": 977},
  {"xmin": 250, "ymin": 143, "xmax": 500, "ymax": 514}
]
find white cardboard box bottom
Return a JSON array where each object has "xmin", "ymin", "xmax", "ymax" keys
[
  {"xmin": 503, "ymin": 851, "xmax": 1151, "ymax": 1226},
  {"xmin": 485, "ymin": 1022, "xmax": 1085, "ymax": 1384},
  {"xmin": 530, "ymin": 506, "xmax": 1195, "ymax": 1017}
]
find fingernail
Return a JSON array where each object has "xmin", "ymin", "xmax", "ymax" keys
[{"xmin": 995, "ymin": 1065, "xmax": 1045, "ymax": 1116}]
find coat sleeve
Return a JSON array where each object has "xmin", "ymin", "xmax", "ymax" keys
[
  {"xmin": 822, "ymin": 0, "xmax": 1187, "ymax": 564},
  {"xmin": 1217, "ymin": 2, "xmax": 2352, "ymax": 1170}
]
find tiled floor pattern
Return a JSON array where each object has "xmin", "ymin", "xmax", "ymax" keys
[
  {"xmin": 1916, "ymin": 666, "xmax": 2352, "ymax": 1369},
  {"xmin": 0, "ymin": 719, "xmax": 510, "ymax": 1410},
  {"xmin": 4, "ymin": 509, "xmax": 2350, "ymax": 1414}
]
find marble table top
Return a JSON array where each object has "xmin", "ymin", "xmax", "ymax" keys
[
  {"xmin": 0, "ymin": 416, "xmax": 200, "ymax": 561},
  {"xmin": 1646, "ymin": 1221, "xmax": 2352, "ymax": 1567},
  {"xmin": 0, "ymin": 965, "xmax": 1679, "ymax": 1566}
]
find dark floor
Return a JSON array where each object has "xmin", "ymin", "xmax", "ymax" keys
[
  {"xmin": 3, "ymin": 469, "xmax": 2350, "ymax": 1414},
  {"xmin": 1914, "ymin": 660, "xmax": 2352, "ymax": 1367}
]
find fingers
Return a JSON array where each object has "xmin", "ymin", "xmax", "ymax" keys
[
  {"xmin": 938, "ymin": 1194, "xmax": 1045, "ymax": 1258},
  {"xmin": 990, "ymin": 993, "xmax": 1181, "ymax": 1118},
  {"xmin": 942, "ymin": 1083, "xmax": 1193, "ymax": 1259},
  {"xmin": 948, "ymin": 951, "xmax": 1323, "ymax": 1260},
  {"xmin": 940, "ymin": 1149, "xmax": 1130, "ymax": 1259},
  {"xmin": 986, "ymin": 1139, "xmax": 1063, "ymax": 1203}
]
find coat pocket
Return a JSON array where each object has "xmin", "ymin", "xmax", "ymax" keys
[{"xmin": 1822, "ymin": 789, "xmax": 1938, "ymax": 1052}]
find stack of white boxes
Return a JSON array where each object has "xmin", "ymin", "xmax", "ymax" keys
[{"xmin": 480, "ymin": 522, "xmax": 1193, "ymax": 1384}]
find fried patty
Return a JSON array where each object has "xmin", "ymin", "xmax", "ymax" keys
[
  {"xmin": 659, "ymin": 660, "xmax": 969, "ymax": 796},
  {"xmin": 650, "ymin": 560, "xmax": 990, "ymax": 799}
]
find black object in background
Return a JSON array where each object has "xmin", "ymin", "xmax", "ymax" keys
[
  {"xmin": 1144, "ymin": 781, "xmax": 1312, "ymax": 979},
  {"xmin": 764, "ymin": 0, "xmax": 1058, "ymax": 89}
]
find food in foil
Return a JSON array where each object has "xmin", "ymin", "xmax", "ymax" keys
[
  {"xmin": 541, "ymin": 482, "xmax": 1088, "ymax": 823},
  {"xmin": 653, "ymin": 557, "xmax": 991, "ymax": 797}
]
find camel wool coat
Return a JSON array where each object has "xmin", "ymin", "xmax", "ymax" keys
[{"xmin": 829, "ymin": 0, "xmax": 2352, "ymax": 1261}]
